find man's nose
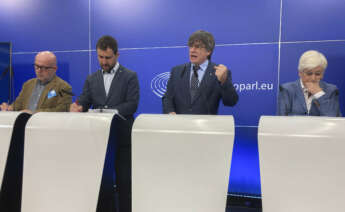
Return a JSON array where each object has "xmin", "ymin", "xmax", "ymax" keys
[
  {"xmin": 310, "ymin": 76, "xmax": 319, "ymax": 83},
  {"xmin": 311, "ymin": 74, "xmax": 317, "ymax": 81}
]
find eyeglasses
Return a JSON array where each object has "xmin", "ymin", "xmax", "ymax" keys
[
  {"xmin": 189, "ymin": 43, "xmax": 206, "ymax": 49},
  {"xmin": 303, "ymin": 71, "xmax": 323, "ymax": 76},
  {"xmin": 34, "ymin": 64, "xmax": 55, "ymax": 71}
]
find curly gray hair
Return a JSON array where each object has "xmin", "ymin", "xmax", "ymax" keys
[{"xmin": 298, "ymin": 50, "xmax": 328, "ymax": 72}]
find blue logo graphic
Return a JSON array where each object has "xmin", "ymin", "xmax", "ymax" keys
[{"xmin": 151, "ymin": 72, "xmax": 170, "ymax": 98}]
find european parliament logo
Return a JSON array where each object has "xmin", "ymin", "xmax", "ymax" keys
[{"xmin": 151, "ymin": 72, "xmax": 170, "ymax": 98}]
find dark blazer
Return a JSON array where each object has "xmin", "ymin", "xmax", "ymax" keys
[
  {"xmin": 163, "ymin": 61, "xmax": 238, "ymax": 114},
  {"xmin": 278, "ymin": 80, "xmax": 341, "ymax": 117},
  {"xmin": 78, "ymin": 65, "xmax": 140, "ymax": 118},
  {"xmin": 78, "ymin": 65, "xmax": 138, "ymax": 212},
  {"xmin": 11, "ymin": 75, "xmax": 72, "ymax": 112}
]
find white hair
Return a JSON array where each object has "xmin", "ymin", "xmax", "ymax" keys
[{"xmin": 298, "ymin": 50, "xmax": 327, "ymax": 72}]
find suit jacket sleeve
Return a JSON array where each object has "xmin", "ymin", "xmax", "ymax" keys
[
  {"xmin": 115, "ymin": 71, "xmax": 140, "ymax": 116},
  {"xmin": 219, "ymin": 70, "xmax": 238, "ymax": 107},
  {"xmin": 162, "ymin": 67, "xmax": 177, "ymax": 113},
  {"xmin": 78, "ymin": 75, "xmax": 93, "ymax": 111},
  {"xmin": 11, "ymin": 81, "xmax": 31, "ymax": 111},
  {"xmin": 314, "ymin": 88, "xmax": 341, "ymax": 117},
  {"xmin": 277, "ymin": 85, "xmax": 290, "ymax": 116}
]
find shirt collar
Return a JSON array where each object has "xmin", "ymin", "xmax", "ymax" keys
[
  {"xmin": 300, "ymin": 79, "xmax": 307, "ymax": 92},
  {"xmin": 103, "ymin": 62, "xmax": 119, "ymax": 74},
  {"xmin": 192, "ymin": 60, "xmax": 209, "ymax": 72}
]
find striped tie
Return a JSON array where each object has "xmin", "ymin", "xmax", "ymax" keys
[{"xmin": 190, "ymin": 65, "xmax": 200, "ymax": 101}]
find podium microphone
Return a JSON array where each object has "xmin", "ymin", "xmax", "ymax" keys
[{"xmin": 88, "ymin": 108, "xmax": 126, "ymax": 121}]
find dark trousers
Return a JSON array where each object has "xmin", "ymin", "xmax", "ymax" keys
[
  {"xmin": 115, "ymin": 147, "xmax": 131, "ymax": 212},
  {"xmin": 97, "ymin": 116, "xmax": 133, "ymax": 212}
]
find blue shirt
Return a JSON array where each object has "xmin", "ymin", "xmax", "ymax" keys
[{"xmin": 190, "ymin": 60, "xmax": 209, "ymax": 86}]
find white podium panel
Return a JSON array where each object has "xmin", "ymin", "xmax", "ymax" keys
[
  {"xmin": 258, "ymin": 116, "xmax": 345, "ymax": 212},
  {"xmin": 0, "ymin": 112, "xmax": 22, "ymax": 187},
  {"xmin": 21, "ymin": 112, "xmax": 114, "ymax": 212},
  {"xmin": 132, "ymin": 114, "xmax": 235, "ymax": 212}
]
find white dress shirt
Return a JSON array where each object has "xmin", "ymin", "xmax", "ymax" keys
[{"xmin": 103, "ymin": 62, "xmax": 119, "ymax": 96}]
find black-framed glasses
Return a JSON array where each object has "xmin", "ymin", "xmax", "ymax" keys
[{"xmin": 34, "ymin": 64, "xmax": 55, "ymax": 71}]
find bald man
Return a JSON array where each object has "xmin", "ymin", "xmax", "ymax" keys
[{"xmin": 0, "ymin": 51, "xmax": 72, "ymax": 113}]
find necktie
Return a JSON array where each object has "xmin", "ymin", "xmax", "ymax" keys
[{"xmin": 190, "ymin": 65, "xmax": 200, "ymax": 101}]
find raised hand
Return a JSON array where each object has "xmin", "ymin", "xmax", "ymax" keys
[{"xmin": 214, "ymin": 64, "xmax": 228, "ymax": 85}]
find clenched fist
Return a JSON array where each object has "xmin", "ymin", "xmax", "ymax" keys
[{"xmin": 214, "ymin": 64, "xmax": 228, "ymax": 85}]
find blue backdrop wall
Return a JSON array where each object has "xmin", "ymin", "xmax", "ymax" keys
[{"xmin": 1, "ymin": 0, "xmax": 345, "ymax": 197}]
